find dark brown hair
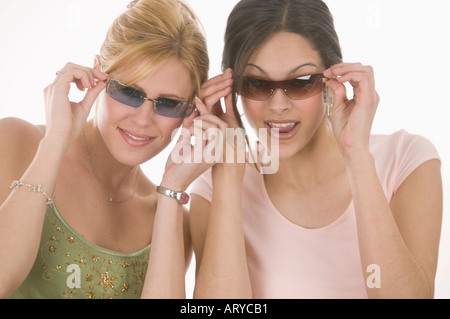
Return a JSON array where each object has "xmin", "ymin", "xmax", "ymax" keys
[{"xmin": 223, "ymin": 0, "xmax": 342, "ymax": 126}]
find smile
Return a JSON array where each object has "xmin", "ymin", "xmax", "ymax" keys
[
  {"xmin": 119, "ymin": 128, "xmax": 155, "ymax": 148},
  {"xmin": 123, "ymin": 130, "xmax": 152, "ymax": 141}
]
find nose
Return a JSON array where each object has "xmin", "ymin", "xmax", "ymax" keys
[
  {"xmin": 268, "ymin": 88, "xmax": 291, "ymax": 113},
  {"xmin": 132, "ymin": 100, "xmax": 157, "ymax": 127}
]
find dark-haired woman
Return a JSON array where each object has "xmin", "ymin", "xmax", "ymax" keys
[{"xmin": 190, "ymin": 0, "xmax": 442, "ymax": 298}]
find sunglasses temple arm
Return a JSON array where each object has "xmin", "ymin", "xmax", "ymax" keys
[{"xmin": 322, "ymin": 75, "xmax": 338, "ymax": 82}]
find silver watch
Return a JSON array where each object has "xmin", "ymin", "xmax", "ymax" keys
[{"xmin": 156, "ymin": 186, "xmax": 190, "ymax": 205}]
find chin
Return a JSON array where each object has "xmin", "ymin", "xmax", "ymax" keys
[
  {"xmin": 114, "ymin": 153, "xmax": 144, "ymax": 168},
  {"xmin": 113, "ymin": 145, "xmax": 162, "ymax": 168},
  {"xmin": 276, "ymin": 143, "xmax": 303, "ymax": 160}
]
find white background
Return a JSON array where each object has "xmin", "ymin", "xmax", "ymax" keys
[{"xmin": 0, "ymin": 0, "xmax": 448, "ymax": 298}]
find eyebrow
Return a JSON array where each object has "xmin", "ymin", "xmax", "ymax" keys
[{"xmin": 246, "ymin": 62, "xmax": 319, "ymax": 77}]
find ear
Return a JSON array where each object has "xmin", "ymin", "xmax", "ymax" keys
[{"xmin": 93, "ymin": 55, "xmax": 101, "ymax": 70}]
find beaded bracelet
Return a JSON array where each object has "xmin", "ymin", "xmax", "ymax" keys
[{"xmin": 10, "ymin": 180, "xmax": 54, "ymax": 207}]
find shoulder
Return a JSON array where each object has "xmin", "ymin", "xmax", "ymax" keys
[
  {"xmin": 0, "ymin": 117, "xmax": 44, "ymax": 146},
  {"xmin": 370, "ymin": 129, "xmax": 439, "ymax": 158},
  {"xmin": 0, "ymin": 117, "xmax": 44, "ymax": 172},
  {"xmin": 370, "ymin": 130, "xmax": 440, "ymax": 193}
]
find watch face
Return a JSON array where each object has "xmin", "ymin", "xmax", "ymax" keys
[{"xmin": 179, "ymin": 193, "xmax": 190, "ymax": 204}]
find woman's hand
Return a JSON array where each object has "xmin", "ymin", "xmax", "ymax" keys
[
  {"xmin": 200, "ymin": 68, "xmax": 241, "ymax": 129},
  {"xmin": 43, "ymin": 62, "xmax": 107, "ymax": 149},
  {"xmin": 161, "ymin": 69, "xmax": 246, "ymax": 191},
  {"xmin": 199, "ymin": 69, "xmax": 246, "ymax": 177},
  {"xmin": 324, "ymin": 63, "xmax": 380, "ymax": 160},
  {"xmin": 161, "ymin": 97, "xmax": 229, "ymax": 191}
]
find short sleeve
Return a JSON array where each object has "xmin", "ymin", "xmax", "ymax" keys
[
  {"xmin": 189, "ymin": 168, "xmax": 213, "ymax": 203},
  {"xmin": 392, "ymin": 130, "xmax": 440, "ymax": 192}
]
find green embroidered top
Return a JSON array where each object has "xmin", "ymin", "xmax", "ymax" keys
[{"xmin": 11, "ymin": 204, "xmax": 150, "ymax": 299}]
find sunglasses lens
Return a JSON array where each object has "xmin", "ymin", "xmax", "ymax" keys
[
  {"xmin": 154, "ymin": 98, "xmax": 195, "ymax": 119},
  {"xmin": 240, "ymin": 74, "xmax": 323, "ymax": 101},
  {"xmin": 107, "ymin": 80, "xmax": 194, "ymax": 118},
  {"xmin": 286, "ymin": 74, "xmax": 323, "ymax": 100},
  {"xmin": 107, "ymin": 80, "xmax": 144, "ymax": 108},
  {"xmin": 240, "ymin": 78, "xmax": 271, "ymax": 101}
]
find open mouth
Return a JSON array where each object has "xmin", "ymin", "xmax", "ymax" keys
[{"xmin": 265, "ymin": 121, "xmax": 300, "ymax": 139}]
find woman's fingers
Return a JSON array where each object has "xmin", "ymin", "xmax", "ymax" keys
[
  {"xmin": 179, "ymin": 69, "xmax": 244, "ymax": 164},
  {"xmin": 203, "ymin": 86, "xmax": 232, "ymax": 112},
  {"xmin": 194, "ymin": 97, "xmax": 210, "ymax": 116},
  {"xmin": 323, "ymin": 63, "xmax": 380, "ymax": 155},
  {"xmin": 194, "ymin": 114, "xmax": 228, "ymax": 133},
  {"xmin": 186, "ymin": 119, "xmax": 223, "ymax": 161},
  {"xmin": 52, "ymin": 63, "xmax": 108, "ymax": 113},
  {"xmin": 325, "ymin": 63, "xmax": 375, "ymax": 89},
  {"xmin": 200, "ymin": 69, "xmax": 233, "ymax": 112},
  {"xmin": 223, "ymin": 92, "xmax": 242, "ymax": 129},
  {"xmin": 201, "ymin": 68, "xmax": 232, "ymax": 95},
  {"xmin": 44, "ymin": 62, "xmax": 109, "ymax": 144},
  {"xmin": 325, "ymin": 78, "xmax": 347, "ymax": 110},
  {"xmin": 91, "ymin": 68, "xmax": 109, "ymax": 82},
  {"xmin": 55, "ymin": 63, "xmax": 107, "ymax": 91},
  {"xmin": 79, "ymin": 80, "xmax": 107, "ymax": 112},
  {"xmin": 324, "ymin": 63, "xmax": 378, "ymax": 108},
  {"xmin": 181, "ymin": 103, "xmax": 199, "ymax": 129}
]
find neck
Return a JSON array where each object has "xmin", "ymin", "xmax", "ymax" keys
[
  {"xmin": 79, "ymin": 121, "xmax": 140, "ymax": 201},
  {"xmin": 266, "ymin": 121, "xmax": 345, "ymax": 190}
]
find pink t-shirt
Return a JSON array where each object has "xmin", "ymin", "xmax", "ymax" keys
[{"xmin": 189, "ymin": 130, "xmax": 440, "ymax": 299}]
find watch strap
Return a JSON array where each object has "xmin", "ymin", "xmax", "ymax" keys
[{"xmin": 156, "ymin": 186, "xmax": 190, "ymax": 205}]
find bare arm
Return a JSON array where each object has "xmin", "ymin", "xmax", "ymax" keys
[
  {"xmin": 140, "ymin": 97, "xmax": 225, "ymax": 298},
  {"xmin": 325, "ymin": 63, "xmax": 443, "ymax": 298},
  {"xmin": 140, "ymin": 195, "xmax": 190, "ymax": 298},
  {"xmin": 0, "ymin": 63, "xmax": 106, "ymax": 298},
  {"xmin": 190, "ymin": 70, "xmax": 252, "ymax": 298},
  {"xmin": 190, "ymin": 164, "xmax": 252, "ymax": 299},
  {"xmin": 0, "ymin": 119, "xmax": 65, "ymax": 298},
  {"xmin": 346, "ymin": 153, "xmax": 442, "ymax": 298}
]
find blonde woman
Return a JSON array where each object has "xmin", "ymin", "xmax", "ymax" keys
[{"xmin": 0, "ymin": 0, "xmax": 217, "ymax": 299}]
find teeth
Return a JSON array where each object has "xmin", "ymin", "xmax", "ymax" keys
[
  {"xmin": 268, "ymin": 122, "xmax": 296, "ymax": 128},
  {"xmin": 124, "ymin": 131, "xmax": 151, "ymax": 141}
]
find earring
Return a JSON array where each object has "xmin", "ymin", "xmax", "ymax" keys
[
  {"xmin": 326, "ymin": 103, "xmax": 332, "ymax": 118},
  {"xmin": 322, "ymin": 86, "xmax": 333, "ymax": 119}
]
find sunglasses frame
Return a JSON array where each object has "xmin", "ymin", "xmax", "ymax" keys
[
  {"xmin": 105, "ymin": 78, "xmax": 196, "ymax": 119},
  {"xmin": 240, "ymin": 73, "xmax": 326, "ymax": 101}
]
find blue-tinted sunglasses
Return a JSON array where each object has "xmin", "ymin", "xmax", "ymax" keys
[{"xmin": 106, "ymin": 79, "xmax": 196, "ymax": 119}]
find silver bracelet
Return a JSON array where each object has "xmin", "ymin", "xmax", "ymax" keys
[{"xmin": 10, "ymin": 180, "xmax": 54, "ymax": 207}]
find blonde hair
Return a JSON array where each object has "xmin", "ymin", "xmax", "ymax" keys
[{"xmin": 99, "ymin": 0, "xmax": 209, "ymax": 98}]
